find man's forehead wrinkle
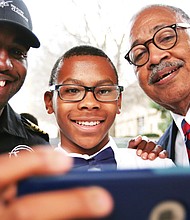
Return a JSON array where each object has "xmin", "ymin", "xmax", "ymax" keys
[
  {"xmin": 131, "ymin": 21, "xmax": 173, "ymax": 48},
  {"xmin": 130, "ymin": 14, "xmax": 153, "ymax": 46},
  {"xmin": 129, "ymin": 6, "xmax": 177, "ymax": 48}
]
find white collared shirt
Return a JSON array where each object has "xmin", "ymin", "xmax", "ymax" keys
[
  {"xmin": 54, "ymin": 137, "xmax": 175, "ymax": 170},
  {"xmin": 171, "ymin": 109, "xmax": 190, "ymax": 167}
]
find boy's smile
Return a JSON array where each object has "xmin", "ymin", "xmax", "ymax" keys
[{"xmin": 75, "ymin": 120, "xmax": 101, "ymax": 126}]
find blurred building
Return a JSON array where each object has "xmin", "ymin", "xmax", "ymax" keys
[{"xmin": 114, "ymin": 81, "xmax": 163, "ymax": 138}]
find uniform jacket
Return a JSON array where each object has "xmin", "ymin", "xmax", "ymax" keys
[
  {"xmin": 157, "ymin": 120, "xmax": 178, "ymax": 163},
  {"xmin": 0, "ymin": 104, "xmax": 49, "ymax": 154}
]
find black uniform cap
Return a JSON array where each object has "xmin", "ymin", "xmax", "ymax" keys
[{"xmin": 0, "ymin": 0, "xmax": 40, "ymax": 48}]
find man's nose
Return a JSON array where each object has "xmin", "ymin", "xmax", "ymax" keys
[
  {"xmin": 147, "ymin": 43, "xmax": 171, "ymax": 67},
  {"xmin": 0, "ymin": 49, "xmax": 13, "ymax": 71}
]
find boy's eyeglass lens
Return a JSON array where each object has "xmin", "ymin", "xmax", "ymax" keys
[{"xmin": 50, "ymin": 84, "xmax": 124, "ymax": 102}]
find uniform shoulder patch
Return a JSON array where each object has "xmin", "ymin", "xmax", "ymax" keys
[{"xmin": 21, "ymin": 115, "xmax": 49, "ymax": 141}]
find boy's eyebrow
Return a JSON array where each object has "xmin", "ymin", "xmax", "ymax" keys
[
  {"xmin": 95, "ymin": 79, "xmax": 116, "ymax": 86},
  {"xmin": 61, "ymin": 78, "xmax": 116, "ymax": 85},
  {"xmin": 61, "ymin": 78, "xmax": 82, "ymax": 85}
]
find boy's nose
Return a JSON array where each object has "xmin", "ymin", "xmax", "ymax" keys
[{"xmin": 78, "ymin": 91, "xmax": 100, "ymax": 110}]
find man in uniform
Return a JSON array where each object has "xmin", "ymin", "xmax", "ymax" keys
[{"xmin": 0, "ymin": 0, "xmax": 49, "ymax": 155}]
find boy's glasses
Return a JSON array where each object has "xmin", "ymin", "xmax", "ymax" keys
[
  {"xmin": 125, "ymin": 23, "xmax": 190, "ymax": 67},
  {"xmin": 49, "ymin": 84, "xmax": 124, "ymax": 102}
]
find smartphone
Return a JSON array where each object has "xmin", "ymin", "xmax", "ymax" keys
[{"xmin": 18, "ymin": 167, "xmax": 190, "ymax": 220}]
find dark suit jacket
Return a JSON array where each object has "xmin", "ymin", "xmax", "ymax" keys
[{"xmin": 157, "ymin": 120, "xmax": 178, "ymax": 163}]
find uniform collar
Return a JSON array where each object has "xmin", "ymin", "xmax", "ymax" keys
[{"xmin": 0, "ymin": 104, "xmax": 27, "ymax": 138}]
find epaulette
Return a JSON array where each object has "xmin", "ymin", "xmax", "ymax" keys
[{"xmin": 21, "ymin": 116, "xmax": 49, "ymax": 141}]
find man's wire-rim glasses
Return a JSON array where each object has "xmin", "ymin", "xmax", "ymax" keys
[
  {"xmin": 124, "ymin": 23, "xmax": 190, "ymax": 67},
  {"xmin": 49, "ymin": 84, "xmax": 124, "ymax": 102}
]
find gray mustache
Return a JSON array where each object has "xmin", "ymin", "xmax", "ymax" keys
[{"xmin": 148, "ymin": 60, "xmax": 184, "ymax": 85}]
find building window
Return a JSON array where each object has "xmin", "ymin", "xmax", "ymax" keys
[{"xmin": 137, "ymin": 116, "xmax": 144, "ymax": 134}]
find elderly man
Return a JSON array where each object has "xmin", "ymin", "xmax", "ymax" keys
[{"xmin": 125, "ymin": 4, "xmax": 190, "ymax": 166}]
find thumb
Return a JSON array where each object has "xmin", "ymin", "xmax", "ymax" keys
[{"xmin": 128, "ymin": 135, "xmax": 143, "ymax": 148}]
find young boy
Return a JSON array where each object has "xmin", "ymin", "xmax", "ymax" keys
[{"xmin": 44, "ymin": 45, "xmax": 174, "ymax": 171}]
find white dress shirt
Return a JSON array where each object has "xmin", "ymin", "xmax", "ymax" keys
[
  {"xmin": 54, "ymin": 137, "xmax": 175, "ymax": 170},
  {"xmin": 171, "ymin": 109, "xmax": 190, "ymax": 167}
]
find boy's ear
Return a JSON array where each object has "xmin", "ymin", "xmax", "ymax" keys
[
  {"xmin": 44, "ymin": 91, "xmax": 54, "ymax": 114},
  {"xmin": 117, "ymin": 93, "xmax": 122, "ymax": 114}
]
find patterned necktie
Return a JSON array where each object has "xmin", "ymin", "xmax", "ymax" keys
[
  {"xmin": 73, "ymin": 147, "xmax": 117, "ymax": 171},
  {"xmin": 181, "ymin": 119, "xmax": 190, "ymax": 159}
]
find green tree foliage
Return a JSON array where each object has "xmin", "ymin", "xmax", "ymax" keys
[{"xmin": 150, "ymin": 101, "xmax": 172, "ymax": 133}]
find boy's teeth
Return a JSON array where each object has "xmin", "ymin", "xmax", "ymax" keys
[
  {"xmin": 76, "ymin": 121, "xmax": 100, "ymax": 126},
  {"xmin": 0, "ymin": 80, "xmax": 6, "ymax": 87}
]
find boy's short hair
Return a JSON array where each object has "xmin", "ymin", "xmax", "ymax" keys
[{"xmin": 49, "ymin": 45, "xmax": 118, "ymax": 86}]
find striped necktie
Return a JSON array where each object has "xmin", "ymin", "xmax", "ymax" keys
[{"xmin": 181, "ymin": 119, "xmax": 190, "ymax": 159}]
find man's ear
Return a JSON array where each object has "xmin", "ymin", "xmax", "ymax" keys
[
  {"xmin": 44, "ymin": 91, "xmax": 54, "ymax": 114},
  {"xmin": 117, "ymin": 93, "xmax": 122, "ymax": 114}
]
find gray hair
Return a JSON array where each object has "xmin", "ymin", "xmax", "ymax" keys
[{"xmin": 131, "ymin": 4, "xmax": 190, "ymax": 24}]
